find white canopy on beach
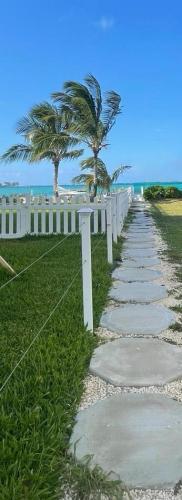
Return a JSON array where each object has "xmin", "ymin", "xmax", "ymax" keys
[{"xmin": 58, "ymin": 186, "xmax": 87, "ymax": 195}]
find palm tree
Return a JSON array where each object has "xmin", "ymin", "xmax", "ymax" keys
[
  {"xmin": 52, "ymin": 74, "xmax": 121, "ymax": 197},
  {"xmin": 1, "ymin": 102, "xmax": 83, "ymax": 196},
  {"xmin": 73, "ymin": 158, "xmax": 131, "ymax": 194}
]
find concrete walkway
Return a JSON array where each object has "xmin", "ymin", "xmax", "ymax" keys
[{"xmin": 71, "ymin": 200, "xmax": 182, "ymax": 491}]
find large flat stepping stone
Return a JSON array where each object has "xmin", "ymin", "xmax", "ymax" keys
[
  {"xmin": 121, "ymin": 257, "xmax": 161, "ymax": 268},
  {"xmin": 123, "ymin": 248, "xmax": 157, "ymax": 258},
  {"xmin": 109, "ymin": 282, "xmax": 166, "ymax": 302},
  {"xmin": 100, "ymin": 304, "xmax": 175, "ymax": 335},
  {"xmin": 90, "ymin": 338, "xmax": 182, "ymax": 386},
  {"xmin": 70, "ymin": 393, "xmax": 182, "ymax": 488},
  {"xmin": 112, "ymin": 267, "xmax": 161, "ymax": 282}
]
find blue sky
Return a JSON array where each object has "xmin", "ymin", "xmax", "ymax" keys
[{"xmin": 0, "ymin": 0, "xmax": 182, "ymax": 185}]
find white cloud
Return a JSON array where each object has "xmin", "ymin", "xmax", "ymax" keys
[{"xmin": 95, "ymin": 16, "xmax": 115, "ymax": 31}]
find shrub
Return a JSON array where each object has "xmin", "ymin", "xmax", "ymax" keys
[
  {"xmin": 144, "ymin": 185, "xmax": 166, "ymax": 200},
  {"xmin": 165, "ymin": 186, "xmax": 182, "ymax": 199},
  {"xmin": 144, "ymin": 185, "xmax": 182, "ymax": 201}
]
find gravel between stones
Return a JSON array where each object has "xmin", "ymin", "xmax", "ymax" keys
[{"xmin": 77, "ymin": 208, "xmax": 182, "ymax": 500}]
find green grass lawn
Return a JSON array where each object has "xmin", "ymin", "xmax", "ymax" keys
[
  {"xmin": 0, "ymin": 233, "xmax": 126, "ymax": 499},
  {"xmin": 151, "ymin": 199, "xmax": 182, "ymax": 325},
  {"xmin": 152, "ymin": 200, "xmax": 182, "ymax": 264}
]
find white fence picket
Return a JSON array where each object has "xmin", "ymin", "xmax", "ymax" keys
[{"xmin": 0, "ymin": 188, "xmax": 133, "ymax": 239}]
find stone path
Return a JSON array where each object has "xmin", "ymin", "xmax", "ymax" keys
[{"xmin": 71, "ymin": 200, "xmax": 182, "ymax": 493}]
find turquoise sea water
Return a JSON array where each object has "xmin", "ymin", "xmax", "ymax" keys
[{"xmin": 0, "ymin": 181, "xmax": 182, "ymax": 197}]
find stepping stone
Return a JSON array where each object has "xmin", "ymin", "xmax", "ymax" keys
[
  {"xmin": 112, "ymin": 267, "xmax": 161, "ymax": 282},
  {"xmin": 123, "ymin": 241, "xmax": 154, "ymax": 248},
  {"xmin": 126, "ymin": 235, "xmax": 156, "ymax": 242},
  {"xmin": 126, "ymin": 232, "xmax": 155, "ymax": 238},
  {"xmin": 109, "ymin": 282, "xmax": 166, "ymax": 302},
  {"xmin": 127, "ymin": 228, "xmax": 156, "ymax": 234},
  {"xmin": 133, "ymin": 213, "xmax": 152, "ymax": 217},
  {"xmin": 100, "ymin": 304, "xmax": 175, "ymax": 336},
  {"xmin": 121, "ymin": 257, "xmax": 161, "ymax": 268},
  {"xmin": 123, "ymin": 248, "xmax": 157, "ymax": 258},
  {"xmin": 130, "ymin": 222, "xmax": 154, "ymax": 226},
  {"xmin": 90, "ymin": 338, "xmax": 182, "ymax": 386},
  {"xmin": 130, "ymin": 226, "xmax": 154, "ymax": 231},
  {"xmin": 132, "ymin": 222, "xmax": 154, "ymax": 228},
  {"xmin": 70, "ymin": 393, "xmax": 182, "ymax": 488},
  {"xmin": 130, "ymin": 224, "xmax": 154, "ymax": 229},
  {"xmin": 131, "ymin": 206, "xmax": 148, "ymax": 210},
  {"xmin": 131, "ymin": 213, "xmax": 150, "ymax": 217},
  {"xmin": 126, "ymin": 232, "xmax": 156, "ymax": 238}
]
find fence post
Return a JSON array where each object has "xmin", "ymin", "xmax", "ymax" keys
[
  {"xmin": 78, "ymin": 208, "xmax": 93, "ymax": 332},
  {"xmin": 115, "ymin": 192, "xmax": 120, "ymax": 234},
  {"xmin": 111, "ymin": 194, "xmax": 117, "ymax": 243},
  {"xmin": 106, "ymin": 197, "xmax": 113, "ymax": 265}
]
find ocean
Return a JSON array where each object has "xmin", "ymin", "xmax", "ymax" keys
[{"xmin": 0, "ymin": 181, "xmax": 182, "ymax": 197}]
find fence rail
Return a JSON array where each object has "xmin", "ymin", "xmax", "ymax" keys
[{"xmin": 0, "ymin": 188, "xmax": 133, "ymax": 239}]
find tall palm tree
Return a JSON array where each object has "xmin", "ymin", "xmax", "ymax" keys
[
  {"xmin": 52, "ymin": 74, "xmax": 121, "ymax": 196},
  {"xmin": 1, "ymin": 102, "xmax": 83, "ymax": 196},
  {"xmin": 73, "ymin": 158, "xmax": 131, "ymax": 194}
]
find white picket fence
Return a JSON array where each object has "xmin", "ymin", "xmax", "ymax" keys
[{"xmin": 0, "ymin": 188, "xmax": 133, "ymax": 239}]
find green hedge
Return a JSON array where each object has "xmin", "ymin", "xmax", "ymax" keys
[{"xmin": 144, "ymin": 185, "xmax": 182, "ymax": 201}]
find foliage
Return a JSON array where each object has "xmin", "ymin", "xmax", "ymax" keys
[
  {"xmin": 52, "ymin": 74, "xmax": 121, "ymax": 196},
  {"xmin": 164, "ymin": 186, "xmax": 182, "ymax": 198},
  {"xmin": 143, "ymin": 185, "xmax": 166, "ymax": 200},
  {"xmin": 1, "ymin": 102, "xmax": 83, "ymax": 195},
  {"xmin": 73, "ymin": 157, "xmax": 131, "ymax": 193},
  {"xmin": 0, "ymin": 234, "xmax": 125, "ymax": 499},
  {"xmin": 144, "ymin": 185, "xmax": 182, "ymax": 201}
]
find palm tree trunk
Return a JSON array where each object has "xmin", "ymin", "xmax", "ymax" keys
[
  {"xmin": 93, "ymin": 152, "xmax": 98, "ymax": 198},
  {"xmin": 53, "ymin": 160, "xmax": 59, "ymax": 197}
]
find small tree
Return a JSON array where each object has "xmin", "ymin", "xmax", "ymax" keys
[
  {"xmin": 52, "ymin": 74, "xmax": 121, "ymax": 197},
  {"xmin": 1, "ymin": 102, "xmax": 83, "ymax": 196},
  {"xmin": 73, "ymin": 158, "xmax": 131, "ymax": 194}
]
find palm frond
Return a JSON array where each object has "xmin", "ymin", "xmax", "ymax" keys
[
  {"xmin": 62, "ymin": 149, "xmax": 84, "ymax": 160},
  {"xmin": 63, "ymin": 81, "xmax": 97, "ymax": 122},
  {"xmin": 80, "ymin": 156, "xmax": 106, "ymax": 171},
  {"xmin": 32, "ymin": 131, "xmax": 80, "ymax": 152},
  {"xmin": 84, "ymin": 74, "xmax": 102, "ymax": 120},
  {"xmin": 30, "ymin": 102, "xmax": 58, "ymax": 121},
  {"xmin": 103, "ymin": 91, "xmax": 121, "ymax": 135},
  {"xmin": 16, "ymin": 115, "xmax": 41, "ymax": 137},
  {"xmin": 0, "ymin": 144, "xmax": 33, "ymax": 163},
  {"xmin": 53, "ymin": 82, "xmax": 98, "ymax": 133},
  {"xmin": 111, "ymin": 165, "xmax": 132, "ymax": 183},
  {"xmin": 72, "ymin": 173, "xmax": 94, "ymax": 186}
]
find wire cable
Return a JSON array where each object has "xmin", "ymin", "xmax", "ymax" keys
[
  {"xmin": 0, "ymin": 267, "xmax": 81, "ymax": 393},
  {"xmin": 0, "ymin": 233, "xmax": 106, "ymax": 393},
  {"xmin": 0, "ymin": 234, "xmax": 71, "ymax": 292}
]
